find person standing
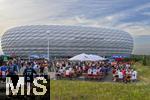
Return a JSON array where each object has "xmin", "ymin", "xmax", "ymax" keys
[
  {"xmin": 19, "ymin": 62, "xmax": 27, "ymax": 75},
  {"xmin": 33, "ymin": 62, "xmax": 40, "ymax": 75},
  {"xmin": 0, "ymin": 62, "xmax": 8, "ymax": 83},
  {"xmin": 23, "ymin": 62, "xmax": 37, "ymax": 95},
  {"xmin": 133, "ymin": 70, "xmax": 137, "ymax": 81},
  {"xmin": 23, "ymin": 62, "xmax": 37, "ymax": 83},
  {"xmin": 43, "ymin": 66, "xmax": 49, "ymax": 80},
  {"xmin": 7, "ymin": 61, "xmax": 19, "ymax": 95}
]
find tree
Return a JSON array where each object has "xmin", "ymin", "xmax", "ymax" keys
[{"xmin": 143, "ymin": 55, "xmax": 147, "ymax": 66}]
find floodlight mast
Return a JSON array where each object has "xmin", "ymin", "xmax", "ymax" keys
[
  {"xmin": 46, "ymin": 30, "xmax": 56, "ymax": 76},
  {"xmin": 46, "ymin": 30, "xmax": 50, "ymax": 62}
]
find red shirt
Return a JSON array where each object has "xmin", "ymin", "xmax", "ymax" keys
[
  {"xmin": 112, "ymin": 69, "xmax": 116, "ymax": 74},
  {"xmin": 122, "ymin": 70, "xmax": 126, "ymax": 75}
]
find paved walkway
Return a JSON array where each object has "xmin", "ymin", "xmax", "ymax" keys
[
  {"xmin": 49, "ymin": 72, "xmax": 56, "ymax": 79},
  {"xmin": 101, "ymin": 70, "xmax": 113, "ymax": 82}
]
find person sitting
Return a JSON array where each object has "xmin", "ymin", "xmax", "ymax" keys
[
  {"xmin": 69, "ymin": 67, "xmax": 72, "ymax": 72},
  {"xmin": 118, "ymin": 70, "xmax": 123, "ymax": 82},
  {"xmin": 65, "ymin": 69, "xmax": 70, "ymax": 78},
  {"xmin": 82, "ymin": 64, "xmax": 86, "ymax": 73},
  {"xmin": 121, "ymin": 68, "xmax": 126, "ymax": 82},
  {"xmin": 68, "ymin": 67, "xmax": 74, "ymax": 77},
  {"xmin": 112, "ymin": 68, "xmax": 116, "ymax": 81},
  {"xmin": 125, "ymin": 70, "xmax": 131, "ymax": 83},
  {"xmin": 126, "ymin": 63, "xmax": 131, "ymax": 69},
  {"xmin": 87, "ymin": 68, "xmax": 92, "ymax": 76},
  {"xmin": 96, "ymin": 67, "xmax": 100, "ymax": 74},
  {"xmin": 113, "ymin": 69, "xmax": 118, "ymax": 82},
  {"xmin": 77, "ymin": 66, "xmax": 82, "ymax": 75},
  {"xmin": 87, "ymin": 67, "xmax": 92, "ymax": 79},
  {"xmin": 56, "ymin": 69, "xmax": 61, "ymax": 79},
  {"xmin": 92, "ymin": 68, "xmax": 97, "ymax": 79},
  {"xmin": 59, "ymin": 67, "xmax": 64, "ymax": 76}
]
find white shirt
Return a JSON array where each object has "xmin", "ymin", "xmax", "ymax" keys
[
  {"xmin": 76, "ymin": 66, "xmax": 78, "ymax": 69},
  {"xmin": 69, "ymin": 67, "xmax": 72, "ymax": 72},
  {"xmin": 2, "ymin": 71, "xmax": 6, "ymax": 76},
  {"xmin": 83, "ymin": 66, "xmax": 86, "ymax": 70},
  {"xmin": 33, "ymin": 64, "xmax": 38, "ymax": 69},
  {"xmin": 88, "ymin": 68, "xmax": 92, "ymax": 75},
  {"xmin": 59, "ymin": 69, "xmax": 64, "ymax": 74},
  {"xmin": 93, "ymin": 69, "xmax": 97, "ymax": 75},
  {"xmin": 33, "ymin": 65, "xmax": 39, "ymax": 74},
  {"xmin": 126, "ymin": 64, "xmax": 130, "ymax": 69},
  {"xmin": 131, "ymin": 71, "xmax": 135, "ymax": 80},
  {"xmin": 66, "ymin": 70, "xmax": 70, "ymax": 75},
  {"xmin": 118, "ymin": 71, "xmax": 123, "ymax": 79},
  {"xmin": 97, "ymin": 68, "xmax": 100, "ymax": 73},
  {"xmin": 134, "ymin": 71, "xmax": 137, "ymax": 79}
]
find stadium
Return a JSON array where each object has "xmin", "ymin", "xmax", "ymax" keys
[{"xmin": 1, "ymin": 25, "xmax": 133, "ymax": 58}]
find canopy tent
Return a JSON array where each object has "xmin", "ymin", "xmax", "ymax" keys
[
  {"xmin": 111, "ymin": 54, "xmax": 130, "ymax": 62},
  {"xmin": 39, "ymin": 54, "xmax": 48, "ymax": 59},
  {"xmin": 111, "ymin": 54, "xmax": 130, "ymax": 58},
  {"xmin": 69, "ymin": 53, "xmax": 91, "ymax": 61},
  {"xmin": 69, "ymin": 53, "xmax": 105, "ymax": 61},
  {"xmin": 29, "ymin": 54, "xmax": 49, "ymax": 59},
  {"xmin": 29, "ymin": 54, "xmax": 40, "ymax": 59},
  {"xmin": 88, "ymin": 54, "xmax": 106, "ymax": 61}
]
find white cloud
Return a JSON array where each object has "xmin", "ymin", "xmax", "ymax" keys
[
  {"xmin": 0, "ymin": 0, "xmax": 79, "ymax": 34},
  {"xmin": 142, "ymin": 12, "xmax": 150, "ymax": 16},
  {"xmin": 135, "ymin": 2, "xmax": 150, "ymax": 11},
  {"xmin": 0, "ymin": 0, "xmax": 150, "ymax": 55},
  {"xmin": 106, "ymin": 16, "xmax": 114, "ymax": 21}
]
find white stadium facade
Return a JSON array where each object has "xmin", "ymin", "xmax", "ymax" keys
[{"xmin": 1, "ymin": 25, "xmax": 133, "ymax": 58}]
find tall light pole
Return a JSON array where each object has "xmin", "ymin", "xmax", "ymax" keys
[
  {"xmin": 46, "ymin": 30, "xmax": 56, "ymax": 78},
  {"xmin": 46, "ymin": 30, "xmax": 50, "ymax": 62}
]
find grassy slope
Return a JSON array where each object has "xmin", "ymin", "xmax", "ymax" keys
[{"xmin": 50, "ymin": 63, "xmax": 150, "ymax": 100}]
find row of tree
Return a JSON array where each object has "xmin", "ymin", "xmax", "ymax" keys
[{"xmin": 123, "ymin": 55, "xmax": 150, "ymax": 66}]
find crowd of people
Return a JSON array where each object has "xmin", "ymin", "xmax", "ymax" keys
[
  {"xmin": 54, "ymin": 59, "xmax": 138, "ymax": 83},
  {"xmin": 0, "ymin": 58, "xmax": 50, "ymax": 98},
  {"xmin": 55, "ymin": 60, "xmax": 111, "ymax": 80},
  {"xmin": 112, "ymin": 62, "xmax": 137, "ymax": 83},
  {"xmin": 0, "ymin": 59, "xmax": 49, "ymax": 84},
  {"xmin": 0, "ymin": 57, "xmax": 138, "ymax": 84}
]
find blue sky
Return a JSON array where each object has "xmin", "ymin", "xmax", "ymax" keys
[{"xmin": 0, "ymin": 0, "xmax": 150, "ymax": 55}]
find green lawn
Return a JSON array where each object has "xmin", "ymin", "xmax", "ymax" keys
[{"xmin": 50, "ymin": 63, "xmax": 150, "ymax": 100}]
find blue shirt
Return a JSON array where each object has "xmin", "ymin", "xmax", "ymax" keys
[
  {"xmin": 8, "ymin": 65, "xmax": 19, "ymax": 75},
  {"xmin": 0, "ymin": 66, "xmax": 8, "ymax": 78}
]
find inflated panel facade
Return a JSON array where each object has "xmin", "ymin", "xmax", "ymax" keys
[{"xmin": 1, "ymin": 25, "xmax": 133, "ymax": 57}]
